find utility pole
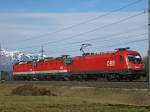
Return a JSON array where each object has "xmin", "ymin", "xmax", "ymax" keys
[
  {"xmin": 148, "ymin": 0, "xmax": 150, "ymax": 88},
  {"xmin": 40, "ymin": 46, "xmax": 44, "ymax": 59},
  {"xmin": 0, "ymin": 43, "xmax": 1, "ymax": 81}
]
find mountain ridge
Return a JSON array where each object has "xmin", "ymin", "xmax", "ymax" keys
[{"xmin": 0, "ymin": 49, "xmax": 44, "ymax": 71}]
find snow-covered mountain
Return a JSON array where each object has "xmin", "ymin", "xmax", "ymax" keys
[{"xmin": 0, "ymin": 49, "xmax": 45, "ymax": 71}]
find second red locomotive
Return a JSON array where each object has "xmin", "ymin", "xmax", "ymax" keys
[{"xmin": 13, "ymin": 47, "xmax": 144, "ymax": 81}]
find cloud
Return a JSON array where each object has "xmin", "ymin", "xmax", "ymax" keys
[{"xmin": 0, "ymin": 12, "xmax": 147, "ymax": 56}]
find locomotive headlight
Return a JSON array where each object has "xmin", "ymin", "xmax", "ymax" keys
[{"xmin": 135, "ymin": 66, "xmax": 140, "ymax": 69}]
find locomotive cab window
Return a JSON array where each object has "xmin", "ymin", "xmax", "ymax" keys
[{"xmin": 128, "ymin": 54, "xmax": 142, "ymax": 64}]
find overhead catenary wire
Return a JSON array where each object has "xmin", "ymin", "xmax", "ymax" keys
[
  {"xmin": 14, "ymin": 0, "xmax": 144, "ymax": 44},
  {"xmin": 102, "ymin": 38, "xmax": 148, "ymax": 48},
  {"xmin": 46, "ymin": 32, "xmax": 147, "ymax": 53},
  {"xmin": 19, "ymin": 25, "xmax": 147, "ymax": 54},
  {"xmin": 18, "ymin": 25, "xmax": 147, "ymax": 53},
  {"xmin": 48, "ymin": 32, "xmax": 147, "ymax": 53},
  {"xmin": 49, "ymin": 37, "xmax": 148, "ymax": 56},
  {"xmin": 44, "ymin": 33, "xmax": 147, "ymax": 54},
  {"xmin": 46, "ymin": 25, "xmax": 147, "ymax": 49},
  {"xmin": 91, "ymin": 32, "xmax": 147, "ymax": 46},
  {"xmin": 92, "ymin": 36, "xmax": 147, "ymax": 50},
  {"xmin": 39, "ymin": 11, "xmax": 146, "ymax": 45},
  {"xmin": 18, "ymin": 10, "xmax": 146, "ymax": 51}
]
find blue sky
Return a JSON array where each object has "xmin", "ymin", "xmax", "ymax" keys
[
  {"xmin": 0, "ymin": 0, "xmax": 147, "ymax": 12},
  {"xmin": 0, "ymin": 0, "xmax": 148, "ymax": 57}
]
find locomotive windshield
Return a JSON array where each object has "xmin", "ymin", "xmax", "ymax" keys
[{"xmin": 128, "ymin": 54, "xmax": 142, "ymax": 64}]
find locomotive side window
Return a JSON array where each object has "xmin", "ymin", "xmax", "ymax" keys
[
  {"xmin": 64, "ymin": 58, "xmax": 72, "ymax": 65},
  {"xmin": 62, "ymin": 55, "xmax": 73, "ymax": 66},
  {"xmin": 119, "ymin": 55, "xmax": 124, "ymax": 62},
  {"xmin": 32, "ymin": 62, "xmax": 37, "ymax": 67},
  {"xmin": 128, "ymin": 54, "xmax": 142, "ymax": 64}
]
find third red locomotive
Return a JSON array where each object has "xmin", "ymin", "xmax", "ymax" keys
[{"xmin": 13, "ymin": 47, "xmax": 144, "ymax": 81}]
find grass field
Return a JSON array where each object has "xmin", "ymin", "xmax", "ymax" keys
[{"xmin": 0, "ymin": 83, "xmax": 150, "ymax": 112}]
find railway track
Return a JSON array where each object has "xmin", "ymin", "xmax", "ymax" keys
[{"xmin": 3, "ymin": 80, "xmax": 148, "ymax": 89}]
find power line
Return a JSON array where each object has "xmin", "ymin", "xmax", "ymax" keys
[
  {"xmin": 13, "ymin": 0, "xmax": 143, "ymax": 44},
  {"xmin": 93, "ymin": 33, "xmax": 147, "ymax": 45},
  {"xmin": 46, "ymin": 33, "xmax": 147, "ymax": 55},
  {"xmin": 21, "ymin": 33, "xmax": 147, "ymax": 56},
  {"xmin": 50, "ymin": 38, "xmax": 148, "ymax": 56},
  {"xmin": 18, "ymin": 10, "xmax": 146, "ymax": 51},
  {"xmin": 18, "ymin": 25, "xmax": 147, "ymax": 54},
  {"xmin": 93, "ymin": 36, "xmax": 147, "ymax": 49},
  {"xmin": 19, "ymin": 25, "xmax": 146, "ymax": 52},
  {"xmin": 48, "ymin": 25, "xmax": 147, "ymax": 49},
  {"xmin": 42, "ymin": 11, "xmax": 146, "ymax": 45},
  {"xmin": 105, "ymin": 38, "xmax": 147, "ymax": 48}
]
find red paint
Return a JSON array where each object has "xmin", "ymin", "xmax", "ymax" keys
[{"xmin": 13, "ymin": 49, "xmax": 144, "ymax": 75}]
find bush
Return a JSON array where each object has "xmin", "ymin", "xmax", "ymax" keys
[{"xmin": 12, "ymin": 84, "xmax": 57, "ymax": 96}]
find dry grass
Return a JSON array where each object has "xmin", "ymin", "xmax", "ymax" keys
[
  {"xmin": 0, "ymin": 83, "xmax": 150, "ymax": 112},
  {"xmin": 0, "ymin": 96, "xmax": 150, "ymax": 112},
  {"xmin": 11, "ymin": 84, "xmax": 57, "ymax": 96}
]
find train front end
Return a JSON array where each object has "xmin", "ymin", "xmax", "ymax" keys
[{"xmin": 126, "ymin": 50, "xmax": 144, "ymax": 79}]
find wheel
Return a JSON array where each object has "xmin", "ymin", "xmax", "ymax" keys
[
  {"xmin": 106, "ymin": 74, "xmax": 113, "ymax": 81},
  {"xmin": 115, "ymin": 74, "xmax": 121, "ymax": 82}
]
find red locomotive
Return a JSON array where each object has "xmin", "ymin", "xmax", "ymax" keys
[{"xmin": 13, "ymin": 47, "xmax": 144, "ymax": 81}]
